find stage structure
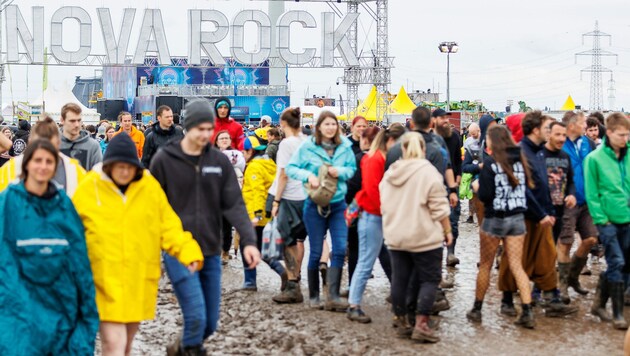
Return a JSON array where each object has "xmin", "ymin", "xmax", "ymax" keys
[{"xmin": 0, "ymin": 1, "xmax": 391, "ymax": 121}]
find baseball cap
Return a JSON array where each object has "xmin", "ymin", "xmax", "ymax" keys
[{"xmin": 432, "ymin": 109, "xmax": 451, "ymax": 118}]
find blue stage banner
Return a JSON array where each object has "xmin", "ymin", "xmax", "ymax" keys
[
  {"xmin": 137, "ymin": 65, "xmax": 270, "ymax": 86},
  {"xmin": 229, "ymin": 96, "xmax": 289, "ymax": 123},
  {"xmin": 103, "ymin": 66, "xmax": 137, "ymax": 112}
]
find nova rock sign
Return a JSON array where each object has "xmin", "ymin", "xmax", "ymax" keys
[{"xmin": 5, "ymin": 5, "xmax": 360, "ymax": 67}]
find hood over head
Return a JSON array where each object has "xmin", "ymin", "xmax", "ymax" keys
[
  {"xmin": 479, "ymin": 114, "xmax": 499, "ymax": 144},
  {"xmin": 505, "ymin": 113, "xmax": 525, "ymax": 143},
  {"xmin": 214, "ymin": 96, "xmax": 232, "ymax": 121},
  {"xmin": 385, "ymin": 159, "xmax": 433, "ymax": 187}
]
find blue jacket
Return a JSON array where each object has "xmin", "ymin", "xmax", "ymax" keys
[
  {"xmin": 520, "ymin": 136, "xmax": 553, "ymax": 221},
  {"xmin": 0, "ymin": 183, "xmax": 99, "ymax": 355},
  {"xmin": 286, "ymin": 136, "xmax": 357, "ymax": 204},
  {"xmin": 562, "ymin": 135, "xmax": 596, "ymax": 206}
]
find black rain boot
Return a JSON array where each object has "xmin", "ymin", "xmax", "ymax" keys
[
  {"xmin": 514, "ymin": 304, "xmax": 535, "ymax": 329},
  {"xmin": 609, "ymin": 281, "xmax": 629, "ymax": 330},
  {"xmin": 307, "ymin": 269, "xmax": 323, "ymax": 310},
  {"xmin": 591, "ymin": 273, "xmax": 612, "ymax": 321},
  {"xmin": 568, "ymin": 256, "xmax": 589, "ymax": 295},
  {"xmin": 324, "ymin": 267, "xmax": 349, "ymax": 312},
  {"xmin": 557, "ymin": 262, "xmax": 571, "ymax": 304},
  {"xmin": 272, "ymin": 280, "xmax": 304, "ymax": 304}
]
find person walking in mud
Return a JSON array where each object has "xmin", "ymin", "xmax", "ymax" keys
[
  {"xmin": 286, "ymin": 111, "xmax": 357, "ymax": 312},
  {"xmin": 585, "ymin": 112, "xmax": 630, "ymax": 330},
  {"xmin": 150, "ymin": 99, "xmax": 261, "ymax": 355}
]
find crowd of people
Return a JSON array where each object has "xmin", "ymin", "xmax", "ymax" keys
[{"xmin": 0, "ymin": 97, "xmax": 628, "ymax": 354}]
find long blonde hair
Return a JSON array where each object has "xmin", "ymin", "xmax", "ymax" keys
[{"xmin": 401, "ymin": 132, "xmax": 426, "ymax": 159}]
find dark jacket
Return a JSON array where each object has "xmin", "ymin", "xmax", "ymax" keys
[
  {"xmin": 385, "ymin": 130, "xmax": 449, "ymax": 175},
  {"xmin": 520, "ymin": 136, "xmax": 553, "ymax": 221},
  {"xmin": 265, "ymin": 140, "xmax": 281, "ymax": 163},
  {"xmin": 141, "ymin": 123, "xmax": 184, "ymax": 168},
  {"xmin": 477, "ymin": 147, "xmax": 528, "ymax": 218},
  {"xmin": 9, "ymin": 129, "xmax": 29, "ymax": 156},
  {"xmin": 442, "ymin": 130, "xmax": 462, "ymax": 178},
  {"xmin": 150, "ymin": 140, "xmax": 257, "ymax": 256},
  {"xmin": 345, "ymin": 151, "xmax": 365, "ymax": 204}
]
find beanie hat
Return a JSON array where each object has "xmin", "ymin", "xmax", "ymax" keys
[
  {"xmin": 97, "ymin": 125, "xmax": 107, "ymax": 136},
  {"xmin": 18, "ymin": 119, "xmax": 31, "ymax": 131},
  {"xmin": 103, "ymin": 133, "xmax": 143, "ymax": 169},
  {"xmin": 183, "ymin": 99, "xmax": 214, "ymax": 131},
  {"xmin": 244, "ymin": 135, "xmax": 267, "ymax": 151}
]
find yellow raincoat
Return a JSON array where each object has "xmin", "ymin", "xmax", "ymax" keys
[
  {"xmin": 242, "ymin": 156, "xmax": 276, "ymax": 227},
  {"xmin": 72, "ymin": 166, "xmax": 203, "ymax": 323}
]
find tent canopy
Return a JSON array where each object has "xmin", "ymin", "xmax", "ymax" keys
[
  {"xmin": 389, "ymin": 86, "xmax": 417, "ymax": 114},
  {"xmin": 339, "ymin": 86, "xmax": 386, "ymax": 121},
  {"xmin": 32, "ymin": 81, "xmax": 98, "ymax": 117},
  {"xmin": 560, "ymin": 95, "xmax": 576, "ymax": 111}
]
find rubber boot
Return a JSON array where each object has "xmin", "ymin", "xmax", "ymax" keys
[
  {"xmin": 514, "ymin": 304, "xmax": 535, "ymax": 329},
  {"xmin": 272, "ymin": 280, "xmax": 304, "ymax": 304},
  {"xmin": 543, "ymin": 290, "xmax": 578, "ymax": 317},
  {"xmin": 609, "ymin": 281, "xmax": 629, "ymax": 330},
  {"xmin": 324, "ymin": 267, "xmax": 349, "ymax": 312},
  {"xmin": 568, "ymin": 256, "xmax": 589, "ymax": 295},
  {"xmin": 591, "ymin": 273, "xmax": 612, "ymax": 321},
  {"xmin": 557, "ymin": 262, "xmax": 571, "ymax": 304},
  {"xmin": 307, "ymin": 269, "xmax": 323, "ymax": 310},
  {"xmin": 411, "ymin": 315, "xmax": 440, "ymax": 343}
]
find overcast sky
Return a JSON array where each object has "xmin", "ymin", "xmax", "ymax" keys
[{"xmin": 3, "ymin": 0, "xmax": 630, "ymax": 112}]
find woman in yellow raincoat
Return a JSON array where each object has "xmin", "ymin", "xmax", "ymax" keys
[
  {"xmin": 240, "ymin": 135, "xmax": 286, "ymax": 292},
  {"xmin": 72, "ymin": 133, "xmax": 203, "ymax": 356}
]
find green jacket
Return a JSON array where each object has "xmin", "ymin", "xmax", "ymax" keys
[{"xmin": 584, "ymin": 142, "xmax": 630, "ymax": 225}]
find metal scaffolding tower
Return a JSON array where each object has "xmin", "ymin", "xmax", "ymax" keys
[
  {"xmin": 373, "ymin": 0, "xmax": 389, "ymax": 121},
  {"xmin": 575, "ymin": 21, "xmax": 617, "ymax": 111},
  {"xmin": 344, "ymin": 1, "xmax": 360, "ymax": 114}
]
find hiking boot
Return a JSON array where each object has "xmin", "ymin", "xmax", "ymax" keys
[
  {"xmin": 324, "ymin": 267, "xmax": 349, "ymax": 312},
  {"xmin": 591, "ymin": 273, "xmax": 612, "ymax": 321},
  {"xmin": 544, "ymin": 293, "xmax": 578, "ymax": 318},
  {"xmin": 347, "ymin": 306, "xmax": 372, "ymax": 323},
  {"xmin": 411, "ymin": 315, "xmax": 440, "ymax": 343},
  {"xmin": 446, "ymin": 254, "xmax": 460, "ymax": 267},
  {"xmin": 568, "ymin": 256, "xmax": 589, "ymax": 295},
  {"xmin": 514, "ymin": 304, "xmax": 535, "ymax": 329},
  {"xmin": 609, "ymin": 281, "xmax": 629, "ymax": 330},
  {"xmin": 272, "ymin": 280, "xmax": 304, "ymax": 304},
  {"xmin": 307, "ymin": 269, "xmax": 323, "ymax": 310},
  {"xmin": 557, "ymin": 262, "xmax": 571, "ymax": 304},
  {"xmin": 392, "ymin": 315, "xmax": 413, "ymax": 338}
]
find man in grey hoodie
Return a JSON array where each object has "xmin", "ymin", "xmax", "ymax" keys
[{"xmin": 59, "ymin": 103, "xmax": 102, "ymax": 170}]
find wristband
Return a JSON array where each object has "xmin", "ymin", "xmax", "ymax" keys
[{"xmin": 443, "ymin": 228, "xmax": 452, "ymax": 236}]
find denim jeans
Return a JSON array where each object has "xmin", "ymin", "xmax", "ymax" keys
[
  {"xmin": 447, "ymin": 198, "xmax": 461, "ymax": 255},
  {"xmin": 163, "ymin": 253, "xmax": 222, "ymax": 347},
  {"xmin": 303, "ymin": 199, "xmax": 348, "ymax": 269},
  {"xmin": 348, "ymin": 212, "xmax": 383, "ymax": 306},
  {"xmin": 598, "ymin": 223, "xmax": 630, "ymax": 283}
]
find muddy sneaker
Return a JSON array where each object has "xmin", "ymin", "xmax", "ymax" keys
[
  {"xmin": 514, "ymin": 304, "xmax": 535, "ymax": 329},
  {"xmin": 446, "ymin": 254, "xmax": 460, "ymax": 267},
  {"xmin": 500, "ymin": 302, "xmax": 517, "ymax": 317},
  {"xmin": 272, "ymin": 281, "xmax": 304, "ymax": 304},
  {"xmin": 392, "ymin": 316, "xmax": 413, "ymax": 338},
  {"xmin": 347, "ymin": 307, "xmax": 372, "ymax": 323},
  {"xmin": 411, "ymin": 315, "xmax": 440, "ymax": 343}
]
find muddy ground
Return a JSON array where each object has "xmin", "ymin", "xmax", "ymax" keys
[{"xmin": 106, "ymin": 209, "xmax": 625, "ymax": 355}]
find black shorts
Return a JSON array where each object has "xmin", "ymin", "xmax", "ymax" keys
[{"xmin": 277, "ymin": 199, "xmax": 307, "ymax": 246}]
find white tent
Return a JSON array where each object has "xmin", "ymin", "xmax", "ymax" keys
[{"xmin": 32, "ymin": 82, "xmax": 100, "ymax": 121}]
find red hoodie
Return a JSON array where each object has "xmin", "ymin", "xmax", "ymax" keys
[
  {"xmin": 355, "ymin": 151, "xmax": 385, "ymax": 216},
  {"xmin": 506, "ymin": 113, "xmax": 525, "ymax": 143},
  {"xmin": 212, "ymin": 117, "xmax": 244, "ymax": 150}
]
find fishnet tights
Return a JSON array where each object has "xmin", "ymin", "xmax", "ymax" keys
[{"xmin": 474, "ymin": 232, "xmax": 531, "ymax": 304}]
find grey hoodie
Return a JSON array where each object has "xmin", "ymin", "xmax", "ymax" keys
[{"xmin": 60, "ymin": 130, "xmax": 103, "ymax": 170}]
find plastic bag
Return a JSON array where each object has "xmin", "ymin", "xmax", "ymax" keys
[{"xmin": 262, "ymin": 218, "xmax": 283, "ymax": 261}]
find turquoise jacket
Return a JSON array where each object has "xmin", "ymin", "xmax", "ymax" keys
[
  {"xmin": 286, "ymin": 136, "xmax": 357, "ymax": 204},
  {"xmin": 0, "ymin": 182, "xmax": 99, "ymax": 355},
  {"xmin": 584, "ymin": 141, "xmax": 630, "ymax": 225}
]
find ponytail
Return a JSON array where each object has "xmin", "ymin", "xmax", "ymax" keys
[{"xmin": 401, "ymin": 132, "xmax": 425, "ymax": 160}]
